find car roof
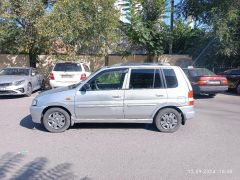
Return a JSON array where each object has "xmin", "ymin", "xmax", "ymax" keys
[
  {"xmin": 3, "ymin": 67, "xmax": 31, "ymax": 69},
  {"xmin": 106, "ymin": 63, "xmax": 173, "ymax": 69}
]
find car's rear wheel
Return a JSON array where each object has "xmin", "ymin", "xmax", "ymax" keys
[
  {"xmin": 208, "ymin": 93, "xmax": 216, "ymax": 98},
  {"xmin": 43, "ymin": 108, "xmax": 71, "ymax": 133},
  {"xmin": 155, "ymin": 108, "xmax": 181, "ymax": 133},
  {"xmin": 25, "ymin": 83, "xmax": 32, "ymax": 97},
  {"xmin": 237, "ymin": 84, "xmax": 240, "ymax": 94}
]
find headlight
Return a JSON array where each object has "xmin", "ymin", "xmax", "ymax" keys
[
  {"xmin": 14, "ymin": 80, "xmax": 26, "ymax": 86},
  {"xmin": 32, "ymin": 99, "xmax": 38, "ymax": 106}
]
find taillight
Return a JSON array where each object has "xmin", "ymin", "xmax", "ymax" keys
[
  {"xmin": 197, "ymin": 80, "xmax": 207, "ymax": 85},
  {"xmin": 188, "ymin": 90, "xmax": 194, "ymax": 106},
  {"xmin": 50, "ymin": 72, "xmax": 55, "ymax": 80},
  {"xmin": 80, "ymin": 73, "xmax": 86, "ymax": 81},
  {"xmin": 222, "ymin": 79, "xmax": 228, "ymax": 85}
]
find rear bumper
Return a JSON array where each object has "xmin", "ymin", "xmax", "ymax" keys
[
  {"xmin": 49, "ymin": 80, "xmax": 80, "ymax": 88},
  {"xmin": 179, "ymin": 106, "xmax": 195, "ymax": 121},
  {"xmin": 193, "ymin": 85, "xmax": 228, "ymax": 94}
]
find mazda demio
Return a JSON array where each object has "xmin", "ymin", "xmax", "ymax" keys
[{"xmin": 30, "ymin": 63, "xmax": 195, "ymax": 133}]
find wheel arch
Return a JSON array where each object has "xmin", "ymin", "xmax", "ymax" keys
[
  {"xmin": 41, "ymin": 106, "xmax": 73, "ymax": 126},
  {"xmin": 153, "ymin": 106, "xmax": 185, "ymax": 125}
]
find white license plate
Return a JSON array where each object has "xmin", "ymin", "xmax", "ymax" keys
[
  {"xmin": 61, "ymin": 75, "xmax": 73, "ymax": 78},
  {"xmin": 208, "ymin": 81, "xmax": 221, "ymax": 85}
]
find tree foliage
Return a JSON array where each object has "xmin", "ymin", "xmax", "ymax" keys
[
  {"xmin": 178, "ymin": 0, "xmax": 240, "ymax": 58},
  {"xmin": 121, "ymin": 0, "xmax": 165, "ymax": 62},
  {"xmin": 38, "ymin": 0, "xmax": 120, "ymax": 62}
]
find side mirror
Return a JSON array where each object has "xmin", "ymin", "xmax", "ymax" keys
[{"xmin": 81, "ymin": 83, "xmax": 91, "ymax": 91}]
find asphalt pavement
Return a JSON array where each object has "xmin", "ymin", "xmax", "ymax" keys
[{"xmin": 0, "ymin": 92, "xmax": 239, "ymax": 180}]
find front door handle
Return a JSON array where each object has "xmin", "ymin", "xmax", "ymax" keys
[
  {"xmin": 156, "ymin": 94, "xmax": 164, "ymax": 97},
  {"xmin": 112, "ymin": 95, "xmax": 121, "ymax": 99}
]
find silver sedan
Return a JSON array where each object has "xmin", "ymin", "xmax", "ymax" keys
[{"xmin": 0, "ymin": 67, "xmax": 44, "ymax": 96}]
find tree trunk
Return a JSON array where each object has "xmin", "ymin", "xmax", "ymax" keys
[
  {"xmin": 146, "ymin": 53, "xmax": 154, "ymax": 63},
  {"xmin": 169, "ymin": 0, "xmax": 174, "ymax": 54},
  {"xmin": 104, "ymin": 47, "xmax": 109, "ymax": 66},
  {"xmin": 29, "ymin": 51, "xmax": 37, "ymax": 68}
]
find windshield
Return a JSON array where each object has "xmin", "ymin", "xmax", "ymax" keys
[
  {"xmin": 54, "ymin": 63, "xmax": 82, "ymax": 72},
  {"xmin": 69, "ymin": 68, "xmax": 103, "ymax": 89},
  {"xmin": 189, "ymin": 68, "xmax": 215, "ymax": 77},
  {"xmin": 0, "ymin": 68, "xmax": 30, "ymax": 76}
]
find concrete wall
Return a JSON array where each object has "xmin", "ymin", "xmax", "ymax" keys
[{"xmin": 0, "ymin": 54, "xmax": 192, "ymax": 85}]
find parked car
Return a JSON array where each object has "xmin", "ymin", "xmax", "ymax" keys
[
  {"xmin": 0, "ymin": 67, "xmax": 44, "ymax": 96},
  {"xmin": 182, "ymin": 67, "xmax": 228, "ymax": 96},
  {"xmin": 31, "ymin": 63, "xmax": 195, "ymax": 133},
  {"xmin": 49, "ymin": 62, "xmax": 91, "ymax": 88},
  {"xmin": 218, "ymin": 68, "xmax": 240, "ymax": 94}
]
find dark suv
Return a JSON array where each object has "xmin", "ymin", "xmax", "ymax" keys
[{"xmin": 219, "ymin": 68, "xmax": 240, "ymax": 94}]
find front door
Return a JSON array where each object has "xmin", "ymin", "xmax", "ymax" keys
[{"xmin": 75, "ymin": 68, "xmax": 128, "ymax": 120}]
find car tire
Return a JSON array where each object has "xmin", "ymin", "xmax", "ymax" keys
[
  {"xmin": 25, "ymin": 83, "xmax": 32, "ymax": 97},
  {"xmin": 43, "ymin": 108, "xmax": 71, "ymax": 133},
  {"xmin": 208, "ymin": 94, "xmax": 216, "ymax": 98},
  {"xmin": 237, "ymin": 84, "xmax": 240, "ymax": 94},
  {"xmin": 154, "ymin": 108, "xmax": 181, "ymax": 133}
]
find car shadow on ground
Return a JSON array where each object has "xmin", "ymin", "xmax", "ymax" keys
[
  {"xmin": 194, "ymin": 94, "xmax": 215, "ymax": 99},
  {"xmin": 72, "ymin": 123, "xmax": 159, "ymax": 132},
  {"xmin": 20, "ymin": 115, "xmax": 159, "ymax": 132},
  {"xmin": 0, "ymin": 152, "xmax": 90, "ymax": 180},
  {"xmin": 20, "ymin": 115, "xmax": 47, "ymax": 132},
  {"xmin": 0, "ymin": 95, "xmax": 26, "ymax": 99},
  {"xmin": 221, "ymin": 91, "xmax": 240, "ymax": 96}
]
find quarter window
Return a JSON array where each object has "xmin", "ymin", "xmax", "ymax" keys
[
  {"xmin": 163, "ymin": 69, "xmax": 178, "ymax": 88},
  {"xmin": 129, "ymin": 69, "xmax": 163, "ymax": 89}
]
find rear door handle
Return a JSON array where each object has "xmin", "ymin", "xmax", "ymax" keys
[{"xmin": 156, "ymin": 94, "xmax": 164, "ymax": 97}]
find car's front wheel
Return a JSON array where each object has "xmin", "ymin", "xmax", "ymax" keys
[
  {"xmin": 154, "ymin": 108, "xmax": 181, "ymax": 133},
  {"xmin": 43, "ymin": 108, "xmax": 71, "ymax": 133},
  {"xmin": 25, "ymin": 83, "xmax": 32, "ymax": 97}
]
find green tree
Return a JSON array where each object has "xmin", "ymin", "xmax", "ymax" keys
[
  {"xmin": 179, "ymin": 0, "xmax": 240, "ymax": 59},
  {"xmin": 121, "ymin": 0, "xmax": 165, "ymax": 62},
  {"xmin": 0, "ymin": 0, "xmax": 50, "ymax": 67},
  {"xmin": 38, "ymin": 0, "xmax": 120, "ymax": 65}
]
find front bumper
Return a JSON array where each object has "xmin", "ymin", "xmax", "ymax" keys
[
  {"xmin": 0, "ymin": 85, "xmax": 26, "ymax": 95},
  {"xmin": 30, "ymin": 106, "xmax": 46, "ymax": 124},
  {"xmin": 179, "ymin": 105, "xmax": 195, "ymax": 121}
]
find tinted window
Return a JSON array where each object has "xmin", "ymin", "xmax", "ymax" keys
[
  {"xmin": 0, "ymin": 68, "xmax": 30, "ymax": 76},
  {"xmin": 231, "ymin": 69, "xmax": 240, "ymax": 74},
  {"xmin": 54, "ymin": 63, "xmax": 82, "ymax": 72},
  {"xmin": 189, "ymin": 68, "xmax": 215, "ymax": 77},
  {"xmin": 129, "ymin": 69, "xmax": 163, "ymax": 89},
  {"xmin": 163, "ymin": 69, "xmax": 178, "ymax": 88},
  {"xmin": 89, "ymin": 69, "xmax": 128, "ymax": 90}
]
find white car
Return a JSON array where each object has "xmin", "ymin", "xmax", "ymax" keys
[{"xmin": 49, "ymin": 62, "xmax": 91, "ymax": 88}]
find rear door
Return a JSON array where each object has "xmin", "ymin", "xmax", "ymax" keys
[{"xmin": 124, "ymin": 68, "xmax": 167, "ymax": 120}]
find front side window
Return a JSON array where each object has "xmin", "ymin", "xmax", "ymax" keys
[
  {"xmin": 163, "ymin": 69, "xmax": 178, "ymax": 88},
  {"xmin": 88, "ymin": 69, "xmax": 128, "ymax": 90},
  {"xmin": 129, "ymin": 69, "xmax": 163, "ymax": 89}
]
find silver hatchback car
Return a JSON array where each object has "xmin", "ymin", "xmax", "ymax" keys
[{"xmin": 30, "ymin": 64, "xmax": 195, "ymax": 133}]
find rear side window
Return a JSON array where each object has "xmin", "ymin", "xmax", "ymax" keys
[
  {"xmin": 54, "ymin": 63, "xmax": 82, "ymax": 72},
  {"xmin": 163, "ymin": 69, "xmax": 178, "ymax": 88},
  {"xmin": 189, "ymin": 68, "xmax": 215, "ymax": 76},
  {"xmin": 129, "ymin": 69, "xmax": 163, "ymax": 89}
]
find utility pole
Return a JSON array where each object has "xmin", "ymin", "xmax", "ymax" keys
[{"xmin": 169, "ymin": 0, "xmax": 174, "ymax": 54}]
